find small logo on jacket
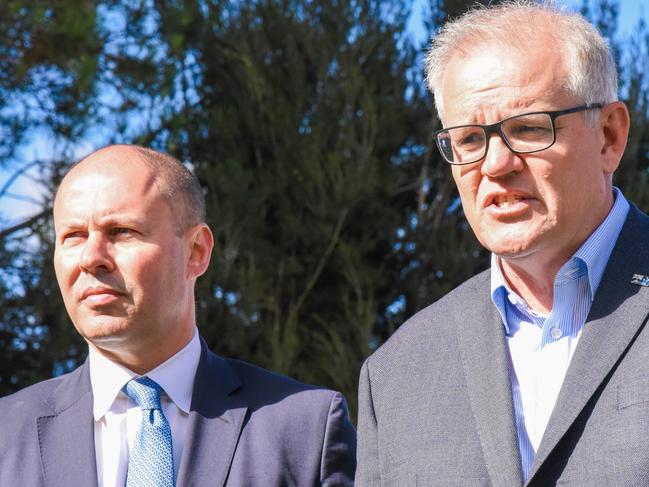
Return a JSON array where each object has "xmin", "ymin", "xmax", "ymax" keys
[{"xmin": 631, "ymin": 274, "xmax": 649, "ymax": 286}]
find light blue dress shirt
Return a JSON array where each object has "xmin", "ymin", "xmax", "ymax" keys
[{"xmin": 490, "ymin": 187, "xmax": 629, "ymax": 480}]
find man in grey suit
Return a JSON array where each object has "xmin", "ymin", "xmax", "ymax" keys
[
  {"xmin": 0, "ymin": 144, "xmax": 356, "ymax": 486},
  {"xmin": 356, "ymin": 2, "xmax": 644, "ymax": 486}
]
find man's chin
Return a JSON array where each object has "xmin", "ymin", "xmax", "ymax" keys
[
  {"xmin": 77, "ymin": 318, "xmax": 134, "ymax": 346},
  {"xmin": 484, "ymin": 237, "xmax": 538, "ymax": 260}
]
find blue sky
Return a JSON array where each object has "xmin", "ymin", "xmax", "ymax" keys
[
  {"xmin": 407, "ymin": 0, "xmax": 647, "ymax": 44},
  {"xmin": 1, "ymin": 0, "xmax": 647, "ymax": 232},
  {"xmin": 570, "ymin": 0, "xmax": 646, "ymax": 35}
]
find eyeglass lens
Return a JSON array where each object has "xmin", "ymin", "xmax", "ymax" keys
[{"xmin": 437, "ymin": 112, "xmax": 555, "ymax": 164}]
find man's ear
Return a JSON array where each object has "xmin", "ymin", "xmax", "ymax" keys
[
  {"xmin": 599, "ymin": 101, "xmax": 630, "ymax": 174},
  {"xmin": 186, "ymin": 223, "xmax": 214, "ymax": 279}
]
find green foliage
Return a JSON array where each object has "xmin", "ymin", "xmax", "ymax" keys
[
  {"xmin": 0, "ymin": 1, "xmax": 101, "ymax": 156},
  {"xmin": 0, "ymin": 0, "xmax": 434, "ymax": 419},
  {"xmin": 176, "ymin": 0, "xmax": 430, "ymax": 417},
  {"xmin": 615, "ymin": 16, "xmax": 649, "ymax": 209},
  {"xmin": 1, "ymin": 0, "xmax": 649, "ymax": 422}
]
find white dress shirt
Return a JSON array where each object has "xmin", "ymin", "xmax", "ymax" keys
[{"xmin": 89, "ymin": 329, "xmax": 201, "ymax": 487}]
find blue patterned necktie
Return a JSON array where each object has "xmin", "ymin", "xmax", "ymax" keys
[{"xmin": 123, "ymin": 377, "xmax": 175, "ymax": 487}]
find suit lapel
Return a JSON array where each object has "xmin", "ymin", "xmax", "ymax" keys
[
  {"xmin": 176, "ymin": 340, "xmax": 248, "ymax": 487},
  {"xmin": 455, "ymin": 271, "xmax": 524, "ymax": 487},
  {"xmin": 528, "ymin": 206, "xmax": 649, "ymax": 482},
  {"xmin": 37, "ymin": 361, "xmax": 98, "ymax": 487}
]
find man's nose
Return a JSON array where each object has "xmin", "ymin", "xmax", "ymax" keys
[
  {"xmin": 79, "ymin": 233, "xmax": 114, "ymax": 274},
  {"xmin": 481, "ymin": 135, "xmax": 524, "ymax": 178}
]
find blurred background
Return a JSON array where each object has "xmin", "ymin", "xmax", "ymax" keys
[{"xmin": 0, "ymin": 0, "xmax": 647, "ymax": 421}]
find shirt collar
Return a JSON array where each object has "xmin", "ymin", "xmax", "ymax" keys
[
  {"xmin": 572, "ymin": 187, "xmax": 629, "ymax": 294},
  {"xmin": 491, "ymin": 257, "xmax": 516, "ymax": 335},
  {"xmin": 89, "ymin": 327, "xmax": 201, "ymax": 421},
  {"xmin": 491, "ymin": 187, "xmax": 629, "ymax": 331}
]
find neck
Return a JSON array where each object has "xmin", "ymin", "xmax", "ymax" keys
[
  {"xmin": 90, "ymin": 324, "xmax": 196, "ymax": 375},
  {"xmin": 499, "ymin": 257, "xmax": 560, "ymax": 315}
]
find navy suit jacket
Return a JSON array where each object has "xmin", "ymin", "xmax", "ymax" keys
[{"xmin": 0, "ymin": 339, "xmax": 356, "ymax": 486}]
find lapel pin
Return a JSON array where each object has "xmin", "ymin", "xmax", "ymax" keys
[{"xmin": 631, "ymin": 274, "xmax": 649, "ymax": 286}]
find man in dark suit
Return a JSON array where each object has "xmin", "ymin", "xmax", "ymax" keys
[
  {"xmin": 0, "ymin": 144, "xmax": 356, "ymax": 486},
  {"xmin": 356, "ymin": 2, "xmax": 645, "ymax": 486}
]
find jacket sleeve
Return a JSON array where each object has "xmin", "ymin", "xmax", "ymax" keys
[
  {"xmin": 355, "ymin": 359, "xmax": 381, "ymax": 486},
  {"xmin": 320, "ymin": 391, "xmax": 357, "ymax": 486}
]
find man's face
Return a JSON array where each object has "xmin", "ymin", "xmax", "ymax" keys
[
  {"xmin": 53, "ymin": 151, "xmax": 195, "ymax": 360},
  {"xmin": 441, "ymin": 43, "xmax": 616, "ymax": 267}
]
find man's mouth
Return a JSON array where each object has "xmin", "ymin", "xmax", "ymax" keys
[
  {"xmin": 494, "ymin": 194, "xmax": 524, "ymax": 209},
  {"xmin": 80, "ymin": 286, "xmax": 125, "ymax": 306}
]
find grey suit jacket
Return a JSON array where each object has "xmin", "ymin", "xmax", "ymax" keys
[
  {"xmin": 357, "ymin": 205, "xmax": 649, "ymax": 486},
  {"xmin": 0, "ymin": 339, "xmax": 356, "ymax": 486}
]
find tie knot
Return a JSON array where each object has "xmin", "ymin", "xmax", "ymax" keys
[{"xmin": 124, "ymin": 376, "xmax": 163, "ymax": 410}]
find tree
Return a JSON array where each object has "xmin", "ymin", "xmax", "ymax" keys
[
  {"xmin": 1, "ymin": 0, "xmax": 648, "ymax": 423},
  {"xmin": 0, "ymin": 0, "xmax": 434, "ymax": 418}
]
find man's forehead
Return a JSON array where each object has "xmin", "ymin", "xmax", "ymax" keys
[
  {"xmin": 440, "ymin": 41, "xmax": 569, "ymax": 120},
  {"xmin": 55, "ymin": 154, "xmax": 159, "ymax": 212},
  {"xmin": 68, "ymin": 146, "xmax": 146, "ymax": 176},
  {"xmin": 452, "ymin": 32, "xmax": 560, "ymax": 64},
  {"xmin": 60, "ymin": 148, "xmax": 154, "ymax": 190}
]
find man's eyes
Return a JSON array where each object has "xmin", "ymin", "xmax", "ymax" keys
[
  {"xmin": 59, "ymin": 227, "xmax": 138, "ymax": 244},
  {"xmin": 454, "ymin": 130, "xmax": 483, "ymax": 147},
  {"xmin": 505, "ymin": 115, "xmax": 553, "ymax": 138},
  {"xmin": 511, "ymin": 124, "xmax": 551, "ymax": 134},
  {"xmin": 111, "ymin": 227, "xmax": 135, "ymax": 236},
  {"xmin": 61, "ymin": 231, "xmax": 87, "ymax": 244}
]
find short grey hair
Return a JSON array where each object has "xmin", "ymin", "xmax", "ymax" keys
[
  {"xmin": 132, "ymin": 146, "xmax": 206, "ymax": 233},
  {"xmin": 424, "ymin": 0, "xmax": 618, "ymax": 124}
]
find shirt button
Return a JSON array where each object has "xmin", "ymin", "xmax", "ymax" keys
[{"xmin": 551, "ymin": 327, "xmax": 562, "ymax": 339}]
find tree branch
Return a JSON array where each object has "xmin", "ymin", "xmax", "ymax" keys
[{"xmin": 0, "ymin": 209, "xmax": 50, "ymax": 241}]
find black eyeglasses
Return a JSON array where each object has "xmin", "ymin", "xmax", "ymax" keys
[{"xmin": 433, "ymin": 103, "xmax": 603, "ymax": 165}]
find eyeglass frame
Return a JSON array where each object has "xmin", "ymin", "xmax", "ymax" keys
[{"xmin": 432, "ymin": 103, "xmax": 604, "ymax": 165}]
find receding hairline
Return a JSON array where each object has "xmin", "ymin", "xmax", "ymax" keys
[
  {"xmin": 55, "ymin": 145, "xmax": 141, "ymax": 196},
  {"xmin": 425, "ymin": 1, "xmax": 618, "ymax": 121},
  {"xmin": 56, "ymin": 144, "xmax": 205, "ymax": 231},
  {"xmin": 429, "ymin": 8, "xmax": 571, "ymax": 117}
]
